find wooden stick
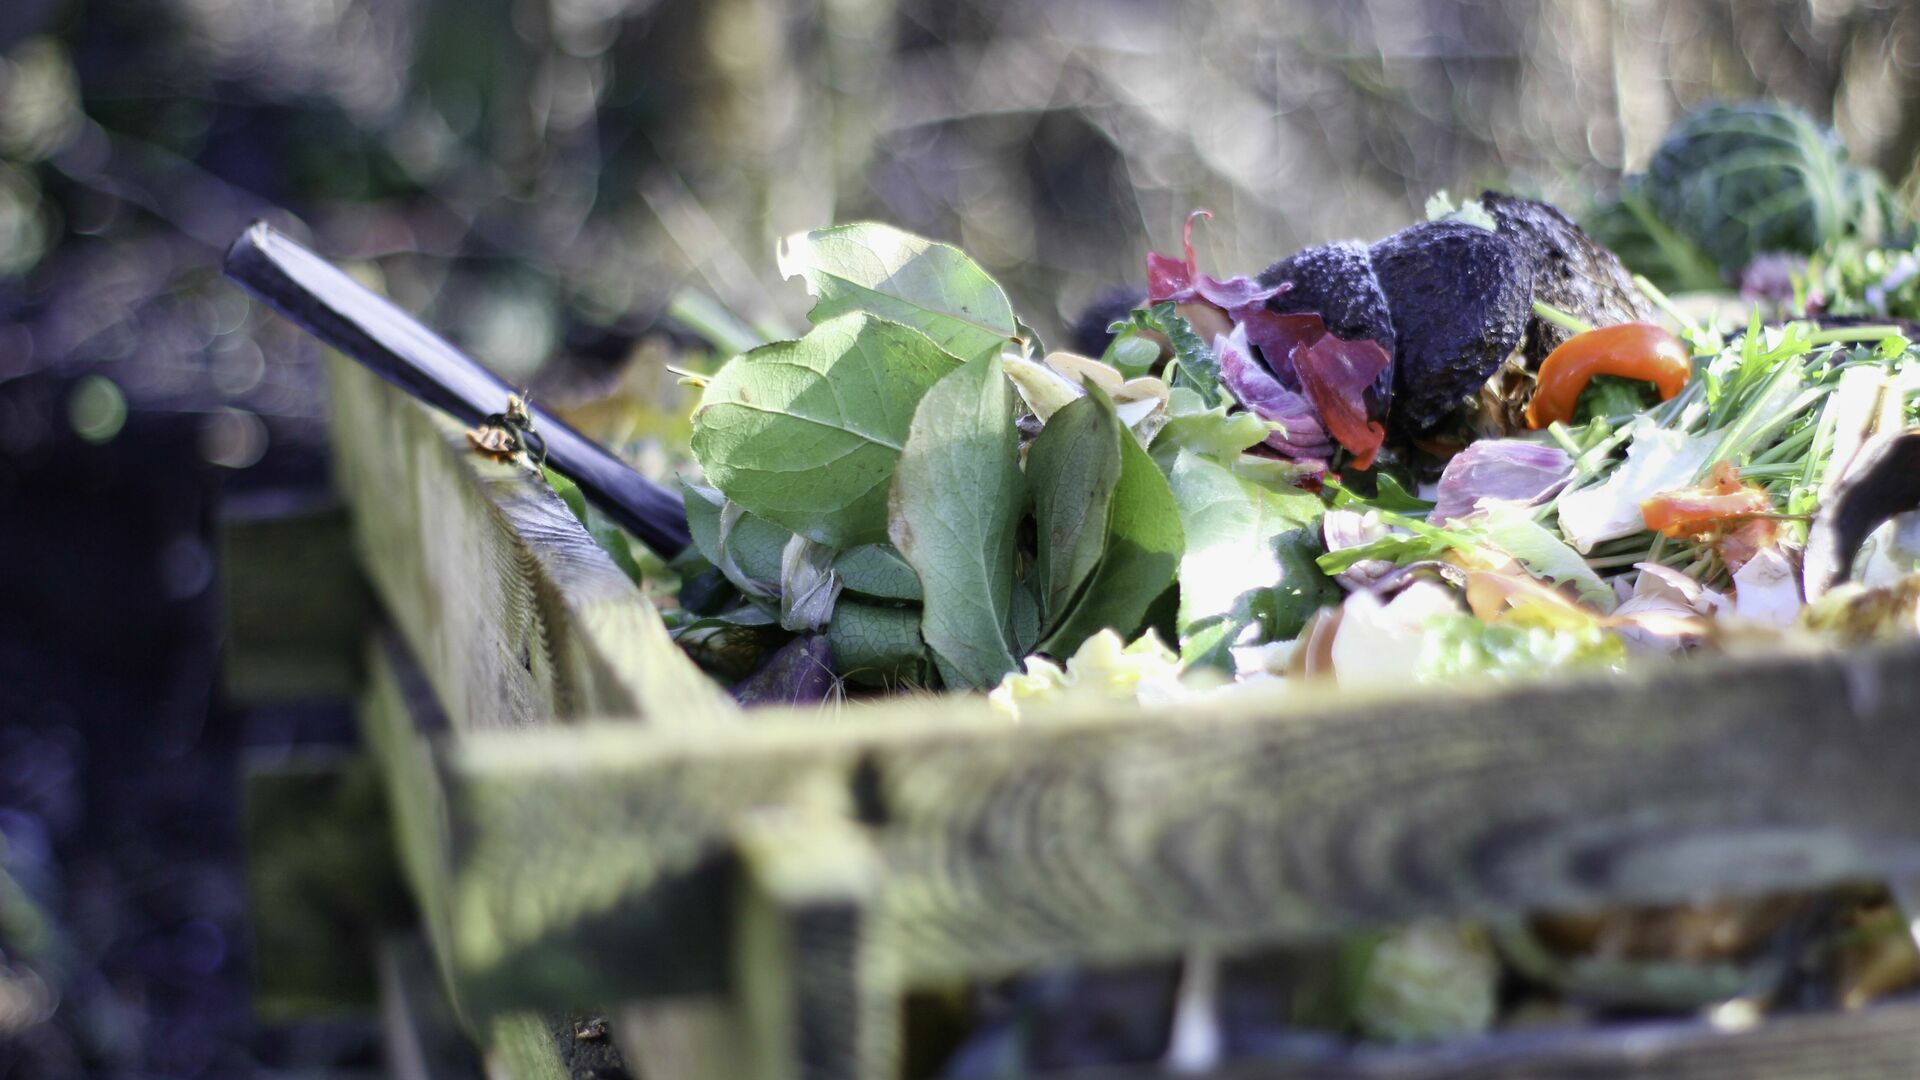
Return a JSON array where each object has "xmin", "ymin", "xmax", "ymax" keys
[{"xmin": 223, "ymin": 221, "xmax": 691, "ymax": 556}]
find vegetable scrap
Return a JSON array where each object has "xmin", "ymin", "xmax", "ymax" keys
[{"xmin": 619, "ymin": 100, "xmax": 1920, "ymax": 1054}]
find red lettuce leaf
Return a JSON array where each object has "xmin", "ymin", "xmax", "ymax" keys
[
  {"xmin": 1430, "ymin": 439, "xmax": 1574, "ymax": 525},
  {"xmin": 1148, "ymin": 210, "xmax": 1390, "ymax": 469},
  {"xmin": 1147, "ymin": 210, "xmax": 1287, "ymax": 312},
  {"xmin": 1215, "ymin": 323, "xmax": 1332, "ymax": 460}
]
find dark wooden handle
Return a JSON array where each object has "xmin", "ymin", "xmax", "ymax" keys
[{"xmin": 223, "ymin": 221, "xmax": 691, "ymax": 556}]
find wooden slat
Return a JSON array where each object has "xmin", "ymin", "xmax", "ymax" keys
[
  {"xmin": 242, "ymin": 748, "xmax": 409, "ymax": 1016},
  {"xmin": 334, "ymin": 354, "xmax": 1920, "ymax": 1080},
  {"xmin": 380, "ymin": 935, "xmax": 484, "ymax": 1080},
  {"xmin": 426, "ymin": 637, "xmax": 1920, "ymax": 1012},
  {"xmin": 733, "ymin": 808, "xmax": 896, "ymax": 1080},
  {"xmin": 328, "ymin": 354, "xmax": 731, "ymax": 733},
  {"xmin": 221, "ymin": 492, "xmax": 369, "ymax": 703},
  {"xmin": 1064, "ymin": 1002, "xmax": 1920, "ymax": 1079}
]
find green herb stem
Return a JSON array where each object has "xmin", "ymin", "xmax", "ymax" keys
[
  {"xmin": 1805, "ymin": 325, "xmax": 1906, "ymax": 346},
  {"xmin": 1532, "ymin": 300, "xmax": 1595, "ymax": 336}
]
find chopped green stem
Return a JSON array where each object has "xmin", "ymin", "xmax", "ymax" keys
[
  {"xmin": 1533, "ymin": 300, "xmax": 1594, "ymax": 336},
  {"xmin": 1545, "ymin": 422, "xmax": 1585, "ymax": 458},
  {"xmin": 1633, "ymin": 274, "xmax": 1702, "ymax": 337},
  {"xmin": 1806, "ymin": 325, "xmax": 1905, "ymax": 346},
  {"xmin": 1585, "ymin": 550, "xmax": 1658, "ymax": 569},
  {"xmin": 1749, "ymin": 423, "xmax": 1817, "ymax": 467},
  {"xmin": 668, "ymin": 288, "xmax": 764, "ymax": 357}
]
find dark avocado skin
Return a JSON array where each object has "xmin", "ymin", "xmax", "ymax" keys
[
  {"xmin": 1258, "ymin": 241, "xmax": 1396, "ymax": 416},
  {"xmin": 1370, "ymin": 220, "xmax": 1532, "ymax": 436},
  {"xmin": 1481, "ymin": 191, "xmax": 1656, "ymax": 368}
]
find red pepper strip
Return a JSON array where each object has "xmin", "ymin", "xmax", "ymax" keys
[
  {"xmin": 1639, "ymin": 462, "xmax": 1775, "ymax": 538},
  {"xmin": 1525, "ymin": 322, "xmax": 1691, "ymax": 429}
]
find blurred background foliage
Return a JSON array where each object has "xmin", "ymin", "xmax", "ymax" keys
[
  {"xmin": 9, "ymin": 0, "xmax": 1920, "ymax": 432},
  {"xmin": 5, "ymin": 0, "xmax": 1920, "ymax": 1075}
]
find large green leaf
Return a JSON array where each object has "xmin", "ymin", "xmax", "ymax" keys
[
  {"xmin": 777, "ymin": 223, "xmax": 1022, "ymax": 362},
  {"xmin": 691, "ymin": 313, "xmax": 964, "ymax": 547},
  {"xmin": 889, "ymin": 352, "xmax": 1027, "ymax": 689},
  {"xmin": 1169, "ymin": 451, "xmax": 1327, "ymax": 666},
  {"xmin": 831, "ymin": 543, "xmax": 923, "ymax": 603},
  {"xmin": 1027, "ymin": 394, "xmax": 1123, "ymax": 620},
  {"xmin": 1038, "ymin": 392, "xmax": 1184, "ymax": 657},
  {"xmin": 827, "ymin": 601, "xmax": 929, "ymax": 688}
]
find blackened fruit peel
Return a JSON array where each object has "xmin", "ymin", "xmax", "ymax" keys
[
  {"xmin": 1481, "ymin": 192, "xmax": 1658, "ymax": 369},
  {"xmin": 1371, "ymin": 221, "xmax": 1533, "ymax": 437}
]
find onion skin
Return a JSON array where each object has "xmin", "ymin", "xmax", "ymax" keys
[{"xmin": 1525, "ymin": 323, "xmax": 1690, "ymax": 429}]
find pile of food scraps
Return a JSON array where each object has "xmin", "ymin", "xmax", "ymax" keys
[{"xmin": 552, "ymin": 100, "xmax": 1920, "ymax": 1066}]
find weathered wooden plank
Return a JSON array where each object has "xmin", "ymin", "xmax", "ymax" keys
[
  {"xmin": 241, "ymin": 748, "xmax": 409, "ymax": 1017},
  {"xmin": 221, "ymin": 492, "xmax": 369, "ymax": 703},
  {"xmin": 1063, "ymin": 1001, "xmax": 1920, "ymax": 1079},
  {"xmin": 734, "ymin": 808, "xmax": 896, "ymax": 1080},
  {"xmin": 432, "ymin": 637, "xmax": 1920, "ymax": 1010},
  {"xmin": 329, "ymin": 355, "xmax": 731, "ymax": 733},
  {"xmin": 380, "ymin": 934, "xmax": 484, "ymax": 1080}
]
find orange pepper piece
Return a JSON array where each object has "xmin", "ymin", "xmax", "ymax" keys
[
  {"xmin": 1639, "ymin": 462, "xmax": 1775, "ymax": 538},
  {"xmin": 1525, "ymin": 323, "xmax": 1690, "ymax": 429}
]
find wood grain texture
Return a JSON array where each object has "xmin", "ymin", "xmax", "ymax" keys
[
  {"xmin": 226, "ymin": 221, "xmax": 690, "ymax": 555},
  {"xmin": 328, "ymin": 315, "xmax": 1920, "ymax": 1080},
  {"xmin": 330, "ymin": 355, "xmax": 732, "ymax": 734},
  {"xmin": 434, "ymin": 636, "xmax": 1920, "ymax": 1008},
  {"xmin": 220, "ymin": 492, "xmax": 369, "ymax": 703},
  {"xmin": 1064, "ymin": 1001, "xmax": 1920, "ymax": 1079}
]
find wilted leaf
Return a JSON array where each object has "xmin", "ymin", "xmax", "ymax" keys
[
  {"xmin": 731, "ymin": 634, "xmax": 836, "ymax": 708},
  {"xmin": 890, "ymin": 352, "xmax": 1028, "ymax": 689}
]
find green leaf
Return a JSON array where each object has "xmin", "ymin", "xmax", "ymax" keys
[
  {"xmin": 691, "ymin": 313, "xmax": 965, "ymax": 547},
  {"xmin": 1315, "ymin": 531, "xmax": 1453, "ymax": 575},
  {"xmin": 831, "ymin": 543, "xmax": 923, "ymax": 603},
  {"xmin": 1010, "ymin": 575, "xmax": 1042, "ymax": 656},
  {"xmin": 1027, "ymin": 394, "xmax": 1124, "ymax": 620},
  {"xmin": 777, "ymin": 223, "xmax": 1022, "ymax": 362},
  {"xmin": 1039, "ymin": 393, "xmax": 1185, "ymax": 657},
  {"xmin": 1102, "ymin": 332, "xmax": 1162, "ymax": 380},
  {"xmin": 1149, "ymin": 386, "xmax": 1270, "ymax": 473},
  {"xmin": 1327, "ymin": 474, "xmax": 1435, "ymax": 515},
  {"xmin": 1416, "ymin": 614, "xmax": 1625, "ymax": 683},
  {"xmin": 1125, "ymin": 302, "xmax": 1221, "ymax": 406},
  {"xmin": 826, "ymin": 601, "xmax": 929, "ymax": 688},
  {"xmin": 1170, "ymin": 451, "xmax": 1326, "ymax": 665},
  {"xmin": 1473, "ymin": 506, "xmax": 1615, "ymax": 611},
  {"xmin": 889, "ymin": 352, "xmax": 1028, "ymax": 690}
]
